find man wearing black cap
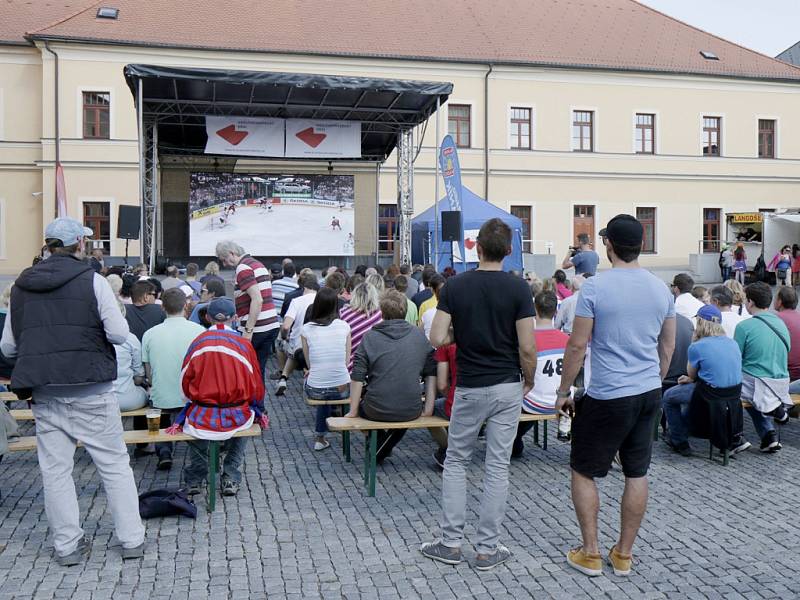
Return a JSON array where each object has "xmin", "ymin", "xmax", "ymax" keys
[{"xmin": 555, "ymin": 214, "xmax": 675, "ymax": 578}]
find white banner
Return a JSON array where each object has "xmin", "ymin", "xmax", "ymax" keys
[
  {"xmin": 204, "ymin": 116, "xmax": 284, "ymax": 157},
  {"xmin": 285, "ymin": 119, "xmax": 361, "ymax": 158},
  {"xmin": 452, "ymin": 229, "xmax": 480, "ymax": 263}
]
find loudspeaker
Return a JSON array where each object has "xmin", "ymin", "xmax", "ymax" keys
[
  {"xmin": 441, "ymin": 211, "xmax": 462, "ymax": 242},
  {"xmin": 117, "ymin": 205, "xmax": 141, "ymax": 240}
]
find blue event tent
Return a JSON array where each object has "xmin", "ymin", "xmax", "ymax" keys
[{"xmin": 411, "ymin": 186, "xmax": 524, "ymax": 272}]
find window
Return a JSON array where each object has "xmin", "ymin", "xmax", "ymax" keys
[
  {"xmin": 378, "ymin": 204, "xmax": 397, "ymax": 254},
  {"xmin": 510, "ymin": 206, "xmax": 532, "ymax": 252},
  {"xmin": 636, "ymin": 207, "xmax": 656, "ymax": 253},
  {"xmin": 83, "ymin": 201, "xmax": 111, "ymax": 252},
  {"xmin": 758, "ymin": 119, "xmax": 775, "ymax": 159},
  {"xmin": 509, "ymin": 107, "xmax": 531, "ymax": 150},
  {"xmin": 82, "ymin": 91, "xmax": 110, "ymax": 139},
  {"xmin": 448, "ymin": 104, "xmax": 471, "ymax": 148},
  {"xmin": 572, "ymin": 111, "xmax": 593, "ymax": 152},
  {"xmin": 573, "ymin": 205, "xmax": 595, "ymax": 243},
  {"xmin": 702, "ymin": 117, "xmax": 721, "ymax": 156},
  {"xmin": 703, "ymin": 208, "xmax": 721, "ymax": 252},
  {"xmin": 635, "ymin": 114, "xmax": 655, "ymax": 154}
]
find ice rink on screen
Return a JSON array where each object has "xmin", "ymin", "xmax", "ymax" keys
[{"xmin": 189, "ymin": 203, "xmax": 355, "ymax": 256}]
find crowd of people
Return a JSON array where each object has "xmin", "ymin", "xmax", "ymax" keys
[{"xmin": 1, "ymin": 212, "xmax": 798, "ymax": 576}]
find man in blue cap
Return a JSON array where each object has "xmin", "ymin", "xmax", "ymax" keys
[{"xmin": 0, "ymin": 217, "xmax": 145, "ymax": 566}]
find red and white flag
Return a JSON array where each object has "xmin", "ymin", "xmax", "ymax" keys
[{"xmin": 55, "ymin": 162, "xmax": 67, "ymax": 218}]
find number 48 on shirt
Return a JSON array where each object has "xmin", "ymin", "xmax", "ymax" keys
[{"xmin": 541, "ymin": 358, "xmax": 563, "ymax": 377}]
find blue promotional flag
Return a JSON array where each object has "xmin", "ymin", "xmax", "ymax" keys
[{"xmin": 438, "ymin": 134, "xmax": 462, "ymax": 211}]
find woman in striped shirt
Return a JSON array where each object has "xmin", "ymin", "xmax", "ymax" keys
[{"xmin": 339, "ymin": 282, "xmax": 383, "ymax": 373}]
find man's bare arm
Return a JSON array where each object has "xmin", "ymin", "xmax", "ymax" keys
[
  {"xmin": 658, "ymin": 317, "xmax": 677, "ymax": 380},
  {"xmin": 430, "ymin": 310, "xmax": 453, "ymax": 348},
  {"xmin": 516, "ymin": 317, "xmax": 536, "ymax": 396}
]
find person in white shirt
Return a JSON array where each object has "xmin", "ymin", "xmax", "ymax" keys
[
  {"xmin": 113, "ymin": 331, "xmax": 148, "ymax": 411},
  {"xmin": 554, "ymin": 274, "xmax": 585, "ymax": 335},
  {"xmin": 671, "ymin": 273, "xmax": 704, "ymax": 323},
  {"xmin": 710, "ymin": 285, "xmax": 749, "ymax": 338},
  {"xmin": 301, "ymin": 288, "xmax": 352, "ymax": 451},
  {"xmin": 275, "ymin": 273, "xmax": 319, "ymax": 396}
]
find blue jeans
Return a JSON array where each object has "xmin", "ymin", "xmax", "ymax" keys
[
  {"xmin": 745, "ymin": 406, "xmax": 774, "ymax": 440},
  {"xmin": 305, "ymin": 383, "xmax": 349, "ymax": 435},
  {"xmin": 662, "ymin": 383, "xmax": 695, "ymax": 445},
  {"xmin": 788, "ymin": 379, "xmax": 800, "ymax": 394},
  {"xmin": 251, "ymin": 329, "xmax": 279, "ymax": 382},
  {"xmin": 185, "ymin": 437, "xmax": 247, "ymax": 485}
]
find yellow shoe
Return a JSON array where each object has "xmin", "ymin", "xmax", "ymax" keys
[
  {"xmin": 607, "ymin": 545, "xmax": 632, "ymax": 576},
  {"xmin": 566, "ymin": 546, "xmax": 602, "ymax": 577}
]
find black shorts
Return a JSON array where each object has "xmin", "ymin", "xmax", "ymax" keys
[{"xmin": 570, "ymin": 388, "xmax": 661, "ymax": 479}]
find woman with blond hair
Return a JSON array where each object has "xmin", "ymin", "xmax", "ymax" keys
[
  {"xmin": 661, "ymin": 304, "xmax": 745, "ymax": 456},
  {"xmin": 723, "ymin": 278, "xmax": 750, "ymax": 316},
  {"xmin": 339, "ymin": 282, "xmax": 382, "ymax": 372},
  {"xmin": 200, "ymin": 260, "xmax": 224, "ymax": 288},
  {"xmin": 365, "ymin": 273, "xmax": 385, "ymax": 293}
]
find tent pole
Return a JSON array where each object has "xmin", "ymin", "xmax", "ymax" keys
[{"xmin": 434, "ymin": 97, "xmax": 440, "ymax": 269}]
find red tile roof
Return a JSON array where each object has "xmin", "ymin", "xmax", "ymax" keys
[
  {"xmin": 6, "ymin": 0, "xmax": 800, "ymax": 82},
  {"xmin": 0, "ymin": 0, "xmax": 98, "ymax": 45}
]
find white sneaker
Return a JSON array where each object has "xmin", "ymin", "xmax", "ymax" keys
[{"xmin": 314, "ymin": 440, "xmax": 330, "ymax": 451}]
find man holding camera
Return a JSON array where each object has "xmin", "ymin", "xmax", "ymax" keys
[{"xmin": 562, "ymin": 233, "xmax": 600, "ymax": 277}]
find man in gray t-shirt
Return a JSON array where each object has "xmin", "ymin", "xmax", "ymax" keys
[
  {"xmin": 562, "ymin": 233, "xmax": 600, "ymax": 276},
  {"xmin": 555, "ymin": 214, "xmax": 675, "ymax": 578}
]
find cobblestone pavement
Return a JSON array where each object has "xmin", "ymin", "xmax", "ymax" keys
[{"xmin": 0, "ymin": 368, "xmax": 799, "ymax": 600}]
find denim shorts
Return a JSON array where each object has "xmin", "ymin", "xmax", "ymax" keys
[{"xmin": 304, "ymin": 383, "xmax": 349, "ymax": 401}]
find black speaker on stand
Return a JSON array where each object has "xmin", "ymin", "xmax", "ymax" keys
[
  {"xmin": 117, "ymin": 205, "xmax": 141, "ymax": 266},
  {"xmin": 441, "ymin": 211, "xmax": 462, "ymax": 269}
]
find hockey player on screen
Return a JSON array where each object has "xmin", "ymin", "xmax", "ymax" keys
[{"xmin": 331, "ymin": 216, "xmax": 342, "ymax": 231}]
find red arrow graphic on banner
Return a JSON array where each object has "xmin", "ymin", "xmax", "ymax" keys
[
  {"xmin": 216, "ymin": 124, "xmax": 249, "ymax": 146},
  {"xmin": 464, "ymin": 238, "xmax": 476, "ymax": 250},
  {"xmin": 296, "ymin": 127, "xmax": 327, "ymax": 148}
]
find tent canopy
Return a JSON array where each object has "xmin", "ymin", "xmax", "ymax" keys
[{"xmin": 411, "ymin": 186, "xmax": 524, "ymax": 272}]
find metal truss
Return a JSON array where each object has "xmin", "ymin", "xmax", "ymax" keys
[
  {"xmin": 137, "ymin": 81, "xmax": 158, "ymax": 269},
  {"xmin": 397, "ymin": 127, "xmax": 414, "ymax": 266}
]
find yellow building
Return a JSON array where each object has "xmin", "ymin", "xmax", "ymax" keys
[{"xmin": 2, "ymin": 0, "xmax": 800, "ymax": 274}]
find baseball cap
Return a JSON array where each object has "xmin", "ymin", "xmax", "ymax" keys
[
  {"xmin": 45, "ymin": 217, "xmax": 93, "ymax": 246},
  {"xmin": 207, "ymin": 297, "xmax": 236, "ymax": 322},
  {"xmin": 269, "ymin": 263, "xmax": 282, "ymax": 276},
  {"xmin": 696, "ymin": 304, "xmax": 722, "ymax": 324},
  {"xmin": 598, "ymin": 214, "xmax": 643, "ymax": 247}
]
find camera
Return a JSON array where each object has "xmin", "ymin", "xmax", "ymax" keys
[{"xmin": 569, "ymin": 246, "xmax": 579, "ymax": 257}]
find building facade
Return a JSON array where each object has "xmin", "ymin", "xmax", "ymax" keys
[{"xmin": 2, "ymin": 0, "xmax": 800, "ymax": 274}]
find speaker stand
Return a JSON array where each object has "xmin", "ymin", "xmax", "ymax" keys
[{"xmin": 124, "ymin": 238, "xmax": 130, "ymax": 266}]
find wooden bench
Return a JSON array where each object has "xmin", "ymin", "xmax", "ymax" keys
[
  {"xmin": 6, "ymin": 425, "xmax": 261, "ymax": 512},
  {"xmin": 327, "ymin": 412, "xmax": 556, "ymax": 496},
  {"xmin": 10, "ymin": 407, "xmax": 150, "ymax": 420}
]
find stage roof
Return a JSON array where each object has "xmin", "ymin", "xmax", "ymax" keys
[{"xmin": 124, "ymin": 64, "xmax": 452, "ymax": 161}]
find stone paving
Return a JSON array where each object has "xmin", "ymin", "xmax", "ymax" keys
[{"xmin": 0, "ymin": 367, "xmax": 799, "ymax": 599}]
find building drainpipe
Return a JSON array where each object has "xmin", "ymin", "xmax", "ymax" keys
[
  {"xmin": 43, "ymin": 41, "xmax": 60, "ymax": 216},
  {"xmin": 484, "ymin": 63, "xmax": 493, "ymax": 201}
]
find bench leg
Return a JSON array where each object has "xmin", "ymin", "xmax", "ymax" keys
[
  {"xmin": 708, "ymin": 441, "xmax": 713, "ymax": 462},
  {"xmin": 363, "ymin": 434, "xmax": 370, "ymax": 486},
  {"xmin": 722, "ymin": 448, "xmax": 729, "ymax": 466},
  {"xmin": 543, "ymin": 420, "xmax": 548, "ymax": 451},
  {"xmin": 342, "ymin": 431, "xmax": 351, "ymax": 462},
  {"xmin": 533, "ymin": 421, "xmax": 539, "ymax": 446},
  {"xmin": 367, "ymin": 430, "xmax": 377, "ymax": 497},
  {"xmin": 208, "ymin": 441, "xmax": 219, "ymax": 512}
]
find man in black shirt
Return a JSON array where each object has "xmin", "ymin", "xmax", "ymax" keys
[
  {"xmin": 421, "ymin": 218, "xmax": 536, "ymax": 571},
  {"xmin": 124, "ymin": 280, "xmax": 165, "ymax": 342}
]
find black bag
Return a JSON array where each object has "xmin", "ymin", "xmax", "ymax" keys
[
  {"xmin": 138, "ymin": 488, "xmax": 197, "ymax": 519},
  {"xmin": 687, "ymin": 380, "xmax": 744, "ymax": 452}
]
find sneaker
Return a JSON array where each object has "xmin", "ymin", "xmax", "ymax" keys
[
  {"xmin": 314, "ymin": 439, "xmax": 330, "ymax": 451},
  {"xmin": 121, "ymin": 542, "xmax": 144, "ymax": 560},
  {"xmin": 419, "ymin": 540, "xmax": 462, "ymax": 565},
  {"xmin": 157, "ymin": 456, "xmax": 173, "ymax": 470},
  {"xmin": 730, "ymin": 436, "xmax": 751, "ymax": 455},
  {"xmin": 221, "ymin": 479, "xmax": 239, "ymax": 496},
  {"xmin": 56, "ymin": 536, "xmax": 90, "ymax": 567},
  {"xmin": 269, "ymin": 372, "xmax": 283, "ymax": 380},
  {"xmin": 433, "ymin": 447, "xmax": 446, "ymax": 470},
  {"xmin": 607, "ymin": 545, "xmax": 632, "ymax": 576},
  {"xmin": 566, "ymin": 546, "xmax": 603, "ymax": 577},
  {"xmin": 769, "ymin": 405, "xmax": 790, "ymax": 425},
  {"xmin": 557, "ymin": 430, "xmax": 571, "ymax": 442},
  {"xmin": 474, "ymin": 545, "xmax": 512, "ymax": 571},
  {"xmin": 275, "ymin": 378, "xmax": 287, "ymax": 396},
  {"xmin": 181, "ymin": 484, "xmax": 202, "ymax": 496},
  {"xmin": 664, "ymin": 438, "xmax": 692, "ymax": 457},
  {"xmin": 760, "ymin": 431, "xmax": 781, "ymax": 453},
  {"xmin": 511, "ymin": 438, "xmax": 524, "ymax": 459}
]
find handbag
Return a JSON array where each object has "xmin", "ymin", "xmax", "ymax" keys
[{"xmin": 138, "ymin": 488, "xmax": 197, "ymax": 519}]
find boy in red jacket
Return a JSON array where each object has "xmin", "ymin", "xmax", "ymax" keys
[{"xmin": 167, "ymin": 297, "xmax": 268, "ymax": 497}]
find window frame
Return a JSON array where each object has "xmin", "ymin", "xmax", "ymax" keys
[
  {"xmin": 448, "ymin": 103, "xmax": 472, "ymax": 148},
  {"xmin": 378, "ymin": 203, "xmax": 398, "ymax": 255},
  {"xmin": 757, "ymin": 118, "xmax": 776, "ymax": 159},
  {"xmin": 509, "ymin": 205, "xmax": 533, "ymax": 252},
  {"xmin": 701, "ymin": 115, "xmax": 722, "ymax": 157},
  {"xmin": 81, "ymin": 198, "xmax": 114, "ymax": 253},
  {"xmin": 571, "ymin": 110, "xmax": 595, "ymax": 152},
  {"xmin": 508, "ymin": 106, "xmax": 533, "ymax": 150},
  {"xmin": 702, "ymin": 207, "xmax": 722, "ymax": 253},
  {"xmin": 77, "ymin": 87, "xmax": 114, "ymax": 140},
  {"xmin": 635, "ymin": 206, "xmax": 657, "ymax": 254},
  {"xmin": 634, "ymin": 113, "xmax": 656, "ymax": 155}
]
